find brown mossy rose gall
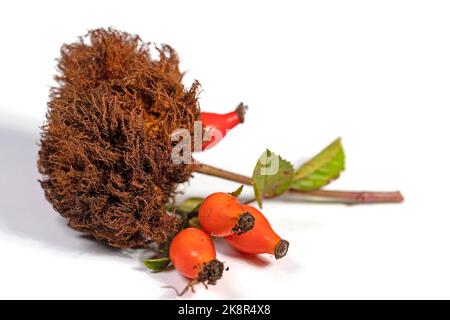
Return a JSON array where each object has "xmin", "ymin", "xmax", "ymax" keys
[{"xmin": 38, "ymin": 28, "xmax": 200, "ymax": 248}]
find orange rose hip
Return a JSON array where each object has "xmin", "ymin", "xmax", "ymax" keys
[
  {"xmin": 198, "ymin": 192, "xmax": 255, "ymax": 237},
  {"xmin": 169, "ymin": 227, "xmax": 224, "ymax": 284},
  {"xmin": 225, "ymin": 205, "xmax": 289, "ymax": 259}
]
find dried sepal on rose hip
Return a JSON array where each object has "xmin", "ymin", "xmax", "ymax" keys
[
  {"xmin": 225, "ymin": 205, "xmax": 289, "ymax": 259},
  {"xmin": 198, "ymin": 192, "xmax": 255, "ymax": 237},
  {"xmin": 169, "ymin": 227, "xmax": 224, "ymax": 295}
]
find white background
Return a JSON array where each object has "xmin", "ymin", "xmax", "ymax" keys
[{"xmin": 1, "ymin": 0, "xmax": 449, "ymax": 299}]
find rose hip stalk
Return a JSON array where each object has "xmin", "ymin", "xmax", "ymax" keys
[
  {"xmin": 200, "ymin": 103, "xmax": 247, "ymax": 150},
  {"xmin": 225, "ymin": 205, "xmax": 289, "ymax": 259},
  {"xmin": 169, "ymin": 228, "xmax": 224, "ymax": 295},
  {"xmin": 198, "ymin": 192, "xmax": 255, "ymax": 237}
]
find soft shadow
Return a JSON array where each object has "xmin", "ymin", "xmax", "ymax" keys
[{"xmin": 0, "ymin": 123, "xmax": 137, "ymax": 258}]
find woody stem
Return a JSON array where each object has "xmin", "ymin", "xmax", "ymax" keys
[{"xmin": 192, "ymin": 163, "xmax": 404, "ymax": 204}]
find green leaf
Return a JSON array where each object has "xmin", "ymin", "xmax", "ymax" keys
[
  {"xmin": 176, "ymin": 197, "xmax": 204, "ymax": 214},
  {"xmin": 252, "ymin": 150, "xmax": 294, "ymax": 208},
  {"xmin": 188, "ymin": 216, "xmax": 200, "ymax": 228},
  {"xmin": 229, "ymin": 185, "xmax": 244, "ymax": 198},
  {"xmin": 143, "ymin": 257, "xmax": 171, "ymax": 272},
  {"xmin": 291, "ymin": 138, "xmax": 345, "ymax": 191}
]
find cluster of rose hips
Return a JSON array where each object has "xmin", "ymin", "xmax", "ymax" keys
[{"xmin": 169, "ymin": 192, "xmax": 288, "ymax": 294}]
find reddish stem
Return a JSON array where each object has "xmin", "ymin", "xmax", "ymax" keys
[
  {"xmin": 192, "ymin": 163, "xmax": 404, "ymax": 204},
  {"xmin": 288, "ymin": 189, "xmax": 404, "ymax": 204}
]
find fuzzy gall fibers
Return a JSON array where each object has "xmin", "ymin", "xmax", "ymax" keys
[{"xmin": 38, "ymin": 28, "xmax": 200, "ymax": 248}]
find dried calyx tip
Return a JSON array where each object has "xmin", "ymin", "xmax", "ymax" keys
[
  {"xmin": 232, "ymin": 211, "xmax": 255, "ymax": 235},
  {"xmin": 198, "ymin": 259, "xmax": 224, "ymax": 285},
  {"xmin": 275, "ymin": 240, "xmax": 289, "ymax": 260},
  {"xmin": 235, "ymin": 102, "xmax": 248, "ymax": 123}
]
